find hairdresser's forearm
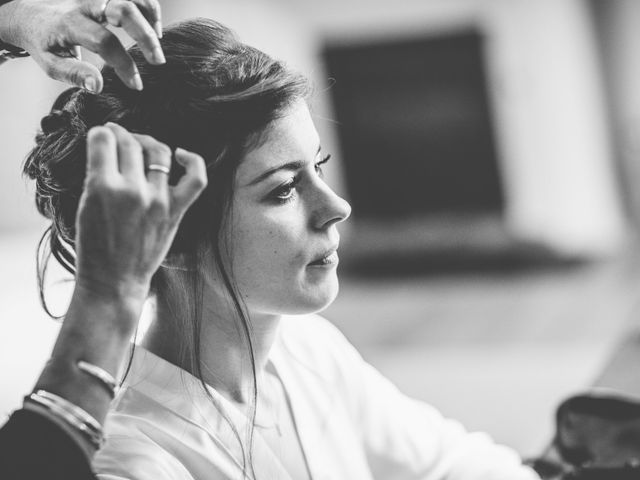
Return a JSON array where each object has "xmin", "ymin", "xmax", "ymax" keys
[{"xmin": 33, "ymin": 281, "xmax": 147, "ymax": 453}]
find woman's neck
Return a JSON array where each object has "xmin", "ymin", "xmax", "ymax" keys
[{"xmin": 141, "ymin": 285, "xmax": 282, "ymax": 407}]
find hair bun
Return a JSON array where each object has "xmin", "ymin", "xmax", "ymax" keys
[{"xmin": 40, "ymin": 109, "xmax": 73, "ymax": 135}]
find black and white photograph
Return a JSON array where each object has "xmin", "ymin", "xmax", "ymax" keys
[{"xmin": 2, "ymin": 1, "xmax": 640, "ymax": 479}]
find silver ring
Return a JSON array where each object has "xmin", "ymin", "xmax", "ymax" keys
[
  {"xmin": 147, "ymin": 164, "xmax": 170, "ymax": 175},
  {"xmin": 97, "ymin": 0, "xmax": 113, "ymax": 24}
]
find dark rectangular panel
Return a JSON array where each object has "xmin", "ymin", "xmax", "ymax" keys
[{"xmin": 324, "ymin": 31, "xmax": 504, "ymax": 219}]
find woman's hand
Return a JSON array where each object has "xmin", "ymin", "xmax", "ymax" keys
[
  {"xmin": 0, "ymin": 0, "xmax": 164, "ymax": 91},
  {"xmin": 74, "ymin": 123, "xmax": 207, "ymax": 320}
]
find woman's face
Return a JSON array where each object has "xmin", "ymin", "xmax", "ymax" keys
[{"xmin": 220, "ymin": 100, "xmax": 351, "ymax": 316}]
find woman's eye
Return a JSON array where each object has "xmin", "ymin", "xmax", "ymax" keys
[
  {"xmin": 315, "ymin": 154, "xmax": 331, "ymax": 178},
  {"xmin": 269, "ymin": 154, "xmax": 331, "ymax": 205},
  {"xmin": 272, "ymin": 181, "xmax": 296, "ymax": 204}
]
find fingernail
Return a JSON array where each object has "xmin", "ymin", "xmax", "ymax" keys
[
  {"xmin": 154, "ymin": 21, "xmax": 163, "ymax": 39},
  {"xmin": 152, "ymin": 46, "xmax": 166, "ymax": 64},
  {"xmin": 83, "ymin": 77, "xmax": 98, "ymax": 93},
  {"xmin": 130, "ymin": 72, "xmax": 143, "ymax": 91}
]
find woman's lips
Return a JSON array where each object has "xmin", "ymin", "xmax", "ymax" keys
[{"xmin": 308, "ymin": 250, "xmax": 339, "ymax": 266}]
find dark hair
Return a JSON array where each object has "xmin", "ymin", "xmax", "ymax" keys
[{"xmin": 23, "ymin": 18, "xmax": 310, "ymax": 478}]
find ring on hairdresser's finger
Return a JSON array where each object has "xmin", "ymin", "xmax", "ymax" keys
[
  {"xmin": 147, "ymin": 164, "xmax": 171, "ymax": 175},
  {"xmin": 96, "ymin": 0, "xmax": 114, "ymax": 24}
]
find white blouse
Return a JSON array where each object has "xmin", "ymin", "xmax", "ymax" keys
[{"xmin": 93, "ymin": 315, "xmax": 540, "ymax": 480}]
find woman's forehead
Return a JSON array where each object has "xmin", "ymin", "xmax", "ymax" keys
[{"xmin": 236, "ymin": 102, "xmax": 320, "ymax": 184}]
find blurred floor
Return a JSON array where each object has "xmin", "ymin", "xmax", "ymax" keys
[{"xmin": 3, "ymin": 231, "xmax": 640, "ymax": 458}]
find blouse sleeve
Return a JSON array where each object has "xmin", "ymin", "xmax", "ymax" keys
[
  {"xmin": 315, "ymin": 317, "xmax": 541, "ymax": 480},
  {"xmin": 0, "ymin": 408, "xmax": 97, "ymax": 480}
]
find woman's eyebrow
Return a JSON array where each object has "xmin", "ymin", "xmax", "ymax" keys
[{"xmin": 247, "ymin": 145, "xmax": 322, "ymax": 186}]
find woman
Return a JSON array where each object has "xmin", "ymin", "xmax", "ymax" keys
[{"xmin": 26, "ymin": 18, "xmax": 541, "ymax": 480}]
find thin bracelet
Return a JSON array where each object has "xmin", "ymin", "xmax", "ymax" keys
[
  {"xmin": 33, "ymin": 390, "xmax": 103, "ymax": 432},
  {"xmin": 25, "ymin": 390, "xmax": 104, "ymax": 449},
  {"xmin": 25, "ymin": 395, "xmax": 103, "ymax": 449},
  {"xmin": 77, "ymin": 360, "xmax": 119, "ymax": 398}
]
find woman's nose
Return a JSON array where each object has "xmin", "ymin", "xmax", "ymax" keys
[{"xmin": 312, "ymin": 183, "xmax": 352, "ymax": 230}]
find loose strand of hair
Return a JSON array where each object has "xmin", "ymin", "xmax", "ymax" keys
[
  {"xmin": 50, "ymin": 229, "xmax": 76, "ymax": 276},
  {"xmin": 35, "ymin": 227, "xmax": 72, "ymax": 320},
  {"xmin": 186, "ymin": 246, "xmax": 250, "ymax": 480},
  {"xmin": 215, "ymin": 244, "xmax": 258, "ymax": 480},
  {"xmin": 35, "ymin": 227, "xmax": 59, "ymax": 320}
]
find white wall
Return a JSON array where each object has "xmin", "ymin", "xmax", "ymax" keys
[
  {"xmin": 593, "ymin": 0, "xmax": 640, "ymax": 229},
  {"xmin": 0, "ymin": 42, "xmax": 67, "ymax": 417},
  {"xmin": 485, "ymin": 0, "xmax": 625, "ymax": 255},
  {"xmin": 0, "ymin": 58, "xmax": 64, "ymax": 232}
]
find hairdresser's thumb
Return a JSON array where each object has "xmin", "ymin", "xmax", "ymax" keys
[{"xmin": 39, "ymin": 52, "xmax": 104, "ymax": 93}]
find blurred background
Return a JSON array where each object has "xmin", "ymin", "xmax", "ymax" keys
[{"xmin": 3, "ymin": 0, "xmax": 640, "ymax": 458}]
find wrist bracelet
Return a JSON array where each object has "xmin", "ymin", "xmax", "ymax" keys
[
  {"xmin": 77, "ymin": 360, "xmax": 119, "ymax": 398},
  {"xmin": 0, "ymin": 39, "xmax": 28, "ymax": 61},
  {"xmin": 24, "ymin": 390, "xmax": 104, "ymax": 449}
]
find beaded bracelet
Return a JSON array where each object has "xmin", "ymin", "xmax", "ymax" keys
[{"xmin": 24, "ymin": 390, "xmax": 104, "ymax": 449}]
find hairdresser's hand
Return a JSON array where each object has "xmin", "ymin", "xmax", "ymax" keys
[
  {"xmin": 74, "ymin": 123, "xmax": 207, "ymax": 311},
  {"xmin": 0, "ymin": 0, "xmax": 164, "ymax": 92},
  {"xmin": 31, "ymin": 125, "xmax": 205, "ymax": 442}
]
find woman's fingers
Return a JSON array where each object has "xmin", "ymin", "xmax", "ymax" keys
[
  {"xmin": 103, "ymin": 0, "xmax": 165, "ymax": 65},
  {"xmin": 170, "ymin": 148, "xmax": 208, "ymax": 217}
]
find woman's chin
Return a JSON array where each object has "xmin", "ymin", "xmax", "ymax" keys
[{"xmin": 283, "ymin": 277, "xmax": 340, "ymax": 315}]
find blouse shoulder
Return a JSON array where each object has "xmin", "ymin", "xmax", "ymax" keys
[
  {"xmin": 93, "ymin": 389, "xmax": 201, "ymax": 480},
  {"xmin": 276, "ymin": 314, "xmax": 367, "ymax": 389},
  {"xmin": 279, "ymin": 313, "xmax": 353, "ymax": 347},
  {"xmin": 278, "ymin": 314, "xmax": 360, "ymax": 362},
  {"xmin": 94, "ymin": 434, "xmax": 191, "ymax": 480}
]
